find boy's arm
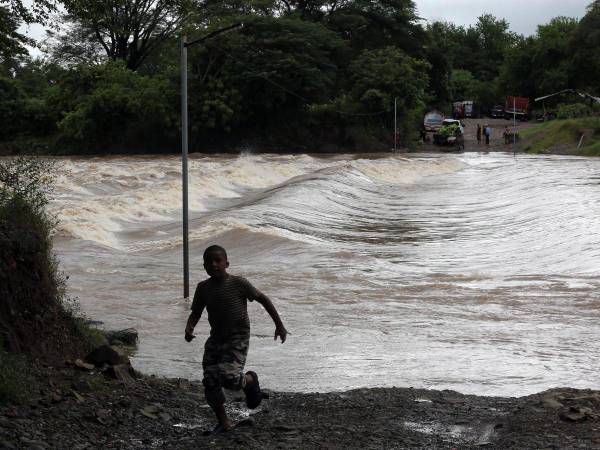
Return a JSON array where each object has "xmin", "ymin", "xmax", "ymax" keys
[
  {"xmin": 255, "ymin": 291, "xmax": 287, "ymax": 343},
  {"xmin": 185, "ymin": 286, "xmax": 205, "ymax": 342},
  {"xmin": 185, "ymin": 309, "xmax": 202, "ymax": 341}
]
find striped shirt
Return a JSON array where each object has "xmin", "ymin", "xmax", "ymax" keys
[{"xmin": 191, "ymin": 274, "xmax": 259, "ymax": 339}]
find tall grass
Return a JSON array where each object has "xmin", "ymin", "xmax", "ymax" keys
[{"xmin": 520, "ymin": 117, "xmax": 600, "ymax": 155}]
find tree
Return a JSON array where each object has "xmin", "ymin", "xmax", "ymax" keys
[
  {"xmin": 349, "ymin": 46, "xmax": 429, "ymax": 143},
  {"xmin": 59, "ymin": 0, "xmax": 196, "ymax": 70},
  {"xmin": 571, "ymin": 0, "xmax": 600, "ymax": 92},
  {"xmin": 499, "ymin": 17, "xmax": 578, "ymax": 98},
  {"xmin": 51, "ymin": 62, "xmax": 178, "ymax": 151},
  {"xmin": 186, "ymin": 15, "xmax": 346, "ymax": 140},
  {"xmin": 0, "ymin": 6, "xmax": 32, "ymax": 67},
  {"xmin": 1, "ymin": 0, "xmax": 56, "ymax": 24}
]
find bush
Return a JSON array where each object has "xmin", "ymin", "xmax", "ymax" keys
[
  {"xmin": 0, "ymin": 156, "xmax": 56, "ymax": 245},
  {"xmin": 0, "ymin": 156, "xmax": 103, "ymax": 364},
  {"xmin": 557, "ymin": 103, "xmax": 594, "ymax": 119},
  {"xmin": 54, "ymin": 62, "xmax": 178, "ymax": 152}
]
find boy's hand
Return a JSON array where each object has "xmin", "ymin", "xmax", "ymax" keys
[
  {"xmin": 185, "ymin": 332, "xmax": 195, "ymax": 342},
  {"xmin": 274, "ymin": 325, "xmax": 287, "ymax": 344}
]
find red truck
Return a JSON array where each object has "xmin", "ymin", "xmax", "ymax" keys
[{"xmin": 504, "ymin": 96, "xmax": 530, "ymax": 121}]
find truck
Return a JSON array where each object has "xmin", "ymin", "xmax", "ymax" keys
[
  {"xmin": 462, "ymin": 101, "xmax": 477, "ymax": 118},
  {"xmin": 504, "ymin": 96, "xmax": 530, "ymax": 121},
  {"xmin": 433, "ymin": 119, "xmax": 465, "ymax": 151},
  {"xmin": 423, "ymin": 110, "xmax": 445, "ymax": 132}
]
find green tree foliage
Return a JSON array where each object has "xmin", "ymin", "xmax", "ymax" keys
[
  {"xmin": 59, "ymin": 0, "xmax": 195, "ymax": 70},
  {"xmin": 499, "ymin": 17, "xmax": 579, "ymax": 98},
  {"xmin": 2, "ymin": 0, "xmax": 599, "ymax": 153},
  {"xmin": 0, "ymin": 75, "xmax": 24, "ymax": 139},
  {"xmin": 0, "ymin": 6, "xmax": 32, "ymax": 67},
  {"xmin": 186, "ymin": 15, "xmax": 346, "ymax": 142},
  {"xmin": 571, "ymin": 0, "xmax": 600, "ymax": 92},
  {"xmin": 52, "ymin": 62, "xmax": 177, "ymax": 151},
  {"xmin": 1, "ymin": 0, "xmax": 55, "ymax": 24},
  {"xmin": 349, "ymin": 46, "xmax": 429, "ymax": 143}
]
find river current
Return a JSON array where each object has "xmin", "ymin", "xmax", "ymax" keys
[{"xmin": 50, "ymin": 153, "xmax": 600, "ymax": 397}]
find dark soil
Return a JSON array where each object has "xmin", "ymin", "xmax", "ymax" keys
[{"xmin": 1, "ymin": 361, "xmax": 599, "ymax": 449}]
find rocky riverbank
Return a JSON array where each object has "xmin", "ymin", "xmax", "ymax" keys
[{"xmin": 1, "ymin": 356, "xmax": 599, "ymax": 449}]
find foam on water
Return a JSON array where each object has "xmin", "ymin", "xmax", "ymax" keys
[
  {"xmin": 49, "ymin": 153, "xmax": 600, "ymax": 396},
  {"xmin": 50, "ymin": 154, "xmax": 467, "ymax": 249}
]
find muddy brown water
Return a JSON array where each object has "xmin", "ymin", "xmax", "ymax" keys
[{"xmin": 48, "ymin": 152, "xmax": 600, "ymax": 397}]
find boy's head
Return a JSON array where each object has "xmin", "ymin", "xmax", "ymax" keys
[{"xmin": 203, "ymin": 245, "xmax": 229, "ymax": 279}]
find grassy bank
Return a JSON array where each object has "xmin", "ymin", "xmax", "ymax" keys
[{"xmin": 519, "ymin": 117, "xmax": 600, "ymax": 156}]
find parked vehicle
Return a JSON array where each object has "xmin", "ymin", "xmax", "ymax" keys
[
  {"xmin": 490, "ymin": 104, "xmax": 504, "ymax": 118},
  {"xmin": 433, "ymin": 119, "xmax": 465, "ymax": 151},
  {"xmin": 462, "ymin": 101, "xmax": 477, "ymax": 118},
  {"xmin": 452, "ymin": 101, "xmax": 464, "ymax": 119},
  {"xmin": 423, "ymin": 110, "xmax": 445, "ymax": 132},
  {"xmin": 505, "ymin": 96, "xmax": 530, "ymax": 121}
]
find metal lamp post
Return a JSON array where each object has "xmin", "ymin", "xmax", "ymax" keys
[{"xmin": 180, "ymin": 23, "xmax": 242, "ymax": 298}]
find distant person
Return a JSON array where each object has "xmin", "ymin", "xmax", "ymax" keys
[
  {"xmin": 484, "ymin": 124, "xmax": 491, "ymax": 146},
  {"xmin": 185, "ymin": 245, "xmax": 288, "ymax": 433},
  {"xmin": 503, "ymin": 126, "xmax": 510, "ymax": 144},
  {"xmin": 476, "ymin": 124, "xmax": 482, "ymax": 145}
]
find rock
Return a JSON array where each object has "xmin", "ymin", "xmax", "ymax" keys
[
  {"xmin": 559, "ymin": 407, "xmax": 594, "ymax": 422},
  {"xmin": 51, "ymin": 393, "xmax": 63, "ymax": 403},
  {"xmin": 104, "ymin": 328, "xmax": 138, "ymax": 346},
  {"xmin": 71, "ymin": 390, "xmax": 85, "ymax": 403},
  {"xmin": 95, "ymin": 409, "xmax": 112, "ymax": 425},
  {"xmin": 74, "ymin": 359, "xmax": 95, "ymax": 371},
  {"xmin": 85, "ymin": 345, "xmax": 128, "ymax": 366},
  {"xmin": 140, "ymin": 405, "xmax": 160, "ymax": 420},
  {"xmin": 105, "ymin": 363, "xmax": 136, "ymax": 383},
  {"xmin": 158, "ymin": 412, "xmax": 171, "ymax": 422}
]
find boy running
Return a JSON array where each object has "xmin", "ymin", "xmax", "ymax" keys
[{"xmin": 185, "ymin": 245, "xmax": 287, "ymax": 431}]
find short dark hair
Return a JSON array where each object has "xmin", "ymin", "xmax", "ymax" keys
[{"xmin": 203, "ymin": 245, "xmax": 227, "ymax": 260}]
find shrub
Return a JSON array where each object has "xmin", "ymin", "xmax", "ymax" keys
[{"xmin": 557, "ymin": 103, "xmax": 593, "ymax": 119}]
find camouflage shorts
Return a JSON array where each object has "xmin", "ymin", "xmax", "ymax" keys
[{"xmin": 202, "ymin": 334, "xmax": 249, "ymax": 404}]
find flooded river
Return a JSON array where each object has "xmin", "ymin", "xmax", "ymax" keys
[{"xmin": 51, "ymin": 152, "xmax": 600, "ymax": 396}]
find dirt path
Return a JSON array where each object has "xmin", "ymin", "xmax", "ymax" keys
[
  {"xmin": 419, "ymin": 118, "xmax": 538, "ymax": 153},
  {"xmin": 1, "ymin": 364, "xmax": 599, "ymax": 449}
]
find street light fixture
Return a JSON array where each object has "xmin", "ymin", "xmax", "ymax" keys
[{"xmin": 180, "ymin": 23, "xmax": 242, "ymax": 298}]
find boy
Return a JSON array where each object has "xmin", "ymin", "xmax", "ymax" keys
[{"xmin": 185, "ymin": 245, "xmax": 287, "ymax": 432}]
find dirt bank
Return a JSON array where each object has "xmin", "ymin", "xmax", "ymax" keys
[{"xmin": 0, "ymin": 361, "xmax": 599, "ymax": 449}]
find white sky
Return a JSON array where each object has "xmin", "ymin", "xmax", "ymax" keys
[
  {"xmin": 19, "ymin": 0, "xmax": 592, "ymax": 57},
  {"xmin": 415, "ymin": 0, "xmax": 590, "ymax": 34}
]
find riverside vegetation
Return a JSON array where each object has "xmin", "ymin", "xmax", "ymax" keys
[{"xmin": 1, "ymin": 1, "xmax": 600, "ymax": 154}]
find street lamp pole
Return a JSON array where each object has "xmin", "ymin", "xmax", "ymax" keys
[
  {"xmin": 180, "ymin": 24, "xmax": 242, "ymax": 298},
  {"xmin": 181, "ymin": 35, "xmax": 190, "ymax": 298},
  {"xmin": 394, "ymin": 97, "xmax": 397, "ymax": 152}
]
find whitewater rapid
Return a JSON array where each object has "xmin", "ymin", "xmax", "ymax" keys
[{"xmin": 50, "ymin": 153, "xmax": 600, "ymax": 396}]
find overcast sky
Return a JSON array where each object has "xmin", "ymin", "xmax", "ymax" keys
[
  {"xmin": 19, "ymin": 0, "xmax": 592, "ymax": 57},
  {"xmin": 415, "ymin": 0, "xmax": 590, "ymax": 35}
]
